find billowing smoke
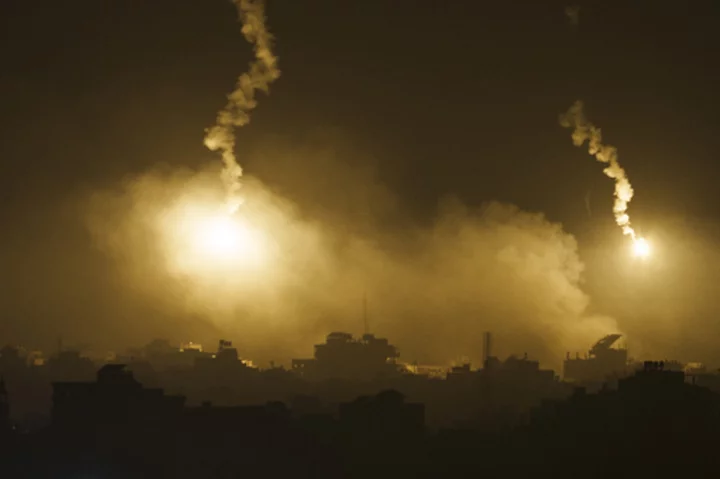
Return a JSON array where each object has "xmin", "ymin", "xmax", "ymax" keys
[
  {"xmin": 560, "ymin": 101, "xmax": 637, "ymax": 240},
  {"xmin": 204, "ymin": 0, "xmax": 280, "ymax": 214},
  {"xmin": 81, "ymin": 4, "xmax": 619, "ymax": 367},
  {"xmin": 85, "ymin": 135, "xmax": 617, "ymax": 370}
]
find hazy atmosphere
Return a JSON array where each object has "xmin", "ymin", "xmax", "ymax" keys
[{"xmin": 2, "ymin": 0, "xmax": 720, "ymax": 368}]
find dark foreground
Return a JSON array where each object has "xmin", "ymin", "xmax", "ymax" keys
[{"xmin": 2, "ymin": 363, "xmax": 720, "ymax": 478}]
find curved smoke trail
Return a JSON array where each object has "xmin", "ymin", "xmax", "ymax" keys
[
  {"xmin": 204, "ymin": 0, "xmax": 281, "ymax": 214},
  {"xmin": 560, "ymin": 101, "xmax": 637, "ymax": 240}
]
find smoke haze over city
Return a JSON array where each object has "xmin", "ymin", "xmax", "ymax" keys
[
  {"xmin": 2, "ymin": 0, "xmax": 720, "ymax": 369},
  {"xmin": 84, "ymin": 147, "xmax": 616, "ymax": 369}
]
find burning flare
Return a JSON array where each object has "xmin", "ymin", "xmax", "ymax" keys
[
  {"xmin": 560, "ymin": 101, "xmax": 649, "ymax": 255},
  {"xmin": 167, "ymin": 202, "xmax": 269, "ymax": 275},
  {"xmin": 204, "ymin": 0, "xmax": 281, "ymax": 214},
  {"xmin": 194, "ymin": 213, "xmax": 263, "ymax": 262},
  {"xmin": 632, "ymin": 237, "xmax": 651, "ymax": 258}
]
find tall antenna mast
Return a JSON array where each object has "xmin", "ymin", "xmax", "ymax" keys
[
  {"xmin": 483, "ymin": 331, "xmax": 492, "ymax": 369},
  {"xmin": 362, "ymin": 288, "xmax": 369, "ymax": 336}
]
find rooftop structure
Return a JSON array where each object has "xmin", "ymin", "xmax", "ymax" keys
[
  {"xmin": 563, "ymin": 334, "xmax": 629, "ymax": 385},
  {"xmin": 292, "ymin": 332, "xmax": 400, "ymax": 381}
]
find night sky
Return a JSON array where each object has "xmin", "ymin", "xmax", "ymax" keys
[{"xmin": 1, "ymin": 0, "xmax": 720, "ymax": 364}]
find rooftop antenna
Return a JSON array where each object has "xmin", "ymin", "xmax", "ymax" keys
[
  {"xmin": 482, "ymin": 331, "xmax": 492, "ymax": 369},
  {"xmin": 362, "ymin": 289, "xmax": 369, "ymax": 336}
]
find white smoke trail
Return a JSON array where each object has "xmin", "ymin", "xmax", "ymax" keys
[
  {"xmin": 204, "ymin": 0, "xmax": 281, "ymax": 214},
  {"xmin": 560, "ymin": 101, "xmax": 636, "ymax": 239}
]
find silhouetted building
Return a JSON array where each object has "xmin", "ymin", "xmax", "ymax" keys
[
  {"xmin": 46, "ymin": 350, "xmax": 95, "ymax": 382},
  {"xmin": 45, "ymin": 362, "xmax": 338, "ymax": 476},
  {"xmin": 448, "ymin": 363, "xmax": 471, "ymax": 377},
  {"xmin": 438, "ymin": 351, "xmax": 566, "ymax": 430},
  {"xmin": 0, "ymin": 377, "xmax": 9, "ymax": 431},
  {"xmin": 479, "ymin": 334, "xmax": 556, "ymax": 383},
  {"xmin": 0, "ymin": 345, "xmax": 26, "ymax": 374},
  {"xmin": 690, "ymin": 368, "xmax": 720, "ymax": 392},
  {"xmin": 480, "ymin": 354, "xmax": 556, "ymax": 383},
  {"xmin": 628, "ymin": 358, "xmax": 684, "ymax": 374},
  {"xmin": 619, "ymin": 360, "xmax": 685, "ymax": 391},
  {"xmin": 124, "ymin": 360, "xmax": 160, "ymax": 388},
  {"xmin": 401, "ymin": 362, "xmax": 447, "ymax": 378},
  {"xmin": 184, "ymin": 400, "xmax": 291, "ymax": 439},
  {"xmin": 339, "ymin": 389, "xmax": 424, "ymax": 438},
  {"xmin": 52, "ymin": 364, "xmax": 185, "ymax": 431},
  {"xmin": 563, "ymin": 334, "xmax": 628, "ymax": 384},
  {"xmin": 194, "ymin": 340, "xmax": 254, "ymax": 373},
  {"xmin": 126, "ymin": 338, "xmax": 212, "ymax": 371},
  {"xmin": 292, "ymin": 332, "xmax": 400, "ymax": 381},
  {"xmin": 527, "ymin": 362, "xmax": 720, "ymax": 471}
]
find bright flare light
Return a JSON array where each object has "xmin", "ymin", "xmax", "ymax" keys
[
  {"xmin": 632, "ymin": 237, "xmax": 651, "ymax": 258},
  {"xmin": 191, "ymin": 213, "xmax": 266, "ymax": 270},
  {"xmin": 194, "ymin": 214, "xmax": 260, "ymax": 262},
  {"xmin": 166, "ymin": 202, "xmax": 270, "ymax": 277}
]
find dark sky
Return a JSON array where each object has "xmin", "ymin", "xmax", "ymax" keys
[{"xmin": 1, "ymin": 0, "xmax": 720, "ymax": 361}]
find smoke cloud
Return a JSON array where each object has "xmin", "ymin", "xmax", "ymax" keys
[
  {"xmin": 81, "ymin": 4, "xmax": 620, "ymax": 369},
  {"xmin": 560, "ymin": 101, "xmax": 637, "ymax": 239},
  {"xmin": 84, "ymin": 135, "xmax": 617, "ymax": 370},
  {"xmin": 204, "ymin": 0, "xmax": 281, "ymax": 214}
]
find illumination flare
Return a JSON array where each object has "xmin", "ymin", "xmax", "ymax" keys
[
  {"xmin": 168, "ymin": 203, "xmax": 269, "ymax": 275},
  {"xmin": 632, "ymin": 237, "xmax": 651, "ymax": 258},
  {"xmin": 204, "ymin": 0, "xmax": 281, "ymax": 214}
]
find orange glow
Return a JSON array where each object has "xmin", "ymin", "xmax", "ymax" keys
[
  {"xmin": 160, "ymin": 200, "xmax": 271, "ymax": 278},
  {"xmin": 192, "ymin": 213, "xmax": 263, "ymax": 264},
  {"xmin": 632, "ymin": 237, "xmax": 651, "ymax": 258}
]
